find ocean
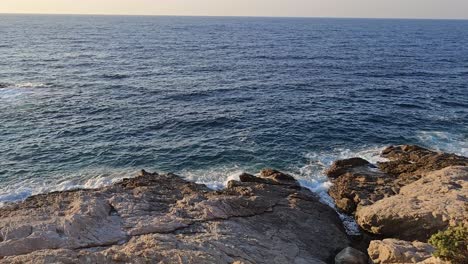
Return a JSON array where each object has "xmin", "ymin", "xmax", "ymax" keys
[{"xmin": 0, "ymin": 15, "xmax": 467, "ymax": 204}]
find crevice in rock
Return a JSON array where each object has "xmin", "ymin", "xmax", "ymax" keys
[
  {"xmin": 152, "ymin": 203, "xmax": 283, "ymax": 236},
  {"xmin": 108, "ymin": 203, "xmax": 119, "ymax": 217},
  {"xmin": 73, "ymin": 237, "xmax": 131, "ymax": 251}
]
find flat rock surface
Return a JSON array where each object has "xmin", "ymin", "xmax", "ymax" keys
[{"xmin": 0, "ymin": 170, "xmax": 350, "ymax": 264}]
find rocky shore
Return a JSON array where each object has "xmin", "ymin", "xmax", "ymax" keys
[{"xmin": 0, "ymin": 145, "xmax": 466, "ymax": 263}]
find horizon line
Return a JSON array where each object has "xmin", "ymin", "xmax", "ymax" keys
[{"xmin": 1, "ymin": 12, "xmax": 468, "ymax": 21}]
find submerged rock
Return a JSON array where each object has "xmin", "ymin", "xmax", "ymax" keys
[{"xmin": 0, "ymin": 169, "xmax": 349, "ymax": 263}]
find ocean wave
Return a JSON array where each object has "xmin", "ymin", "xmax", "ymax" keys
[
  {"xmin": 179, "ymin": 165, "xmax": 245, "ymax": 190},
  {"xmin": 0, "ymin": 167, "xmax": 138, "ymax": 207},
  {"xmin": 416, "ymin": 131, "xmax": 467, "ymax": 156},
  {"xmin": 293, "ymin": 146, "xmax": 386, "ymax": 235},
  {"xmin": 0, "ymin": 82, "xmax": 47, "ymax": 89},
  {"xmin": 14, "ymin": 82, "xmax": 47, "ymax": 88}
]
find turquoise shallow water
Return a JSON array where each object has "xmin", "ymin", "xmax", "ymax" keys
[{"xmin": 0, "ymin": 15, "xmax": 467, "ymax": 203}]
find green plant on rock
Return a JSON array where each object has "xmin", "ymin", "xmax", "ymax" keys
[{"xmin": 428, "ymin": 225, "xmax": 468, "ymax": 264}]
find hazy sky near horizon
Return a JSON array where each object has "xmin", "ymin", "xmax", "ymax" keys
[{"xmin": 1, "ymin": 0, "xmax": 468, "ymax": 19}]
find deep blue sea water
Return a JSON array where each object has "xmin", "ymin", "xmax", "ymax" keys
[{"xmin": 0, "ymin": 15, "xmax": 467, "ymax": 204}]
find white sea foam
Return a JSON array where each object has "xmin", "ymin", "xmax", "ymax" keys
[
  {"xmin": 0, "ymin": 82, "xmax": 46, "ymax": 89},
  {"xmin": 291, "ymin": 146, "xmax": 387, "ymax": 235},
  {"xmin": 0, "ymin": 82, "xmax": 48, "ymax": 104},
  {"xmin": 0, "ymin": 167, "xmax": 137, "ymax": 207},
  {"xmin": 180, "ymin": 165, "xmax": 245, "ymax": 190},
  {"xmin": 14, "ymin": 82, "xmax": 46, "ymax": 88},
  {"xmin": 416, "ymin": 131, "xmax": 467, "ymax": 156}
]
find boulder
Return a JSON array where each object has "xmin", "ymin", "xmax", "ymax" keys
[
  {"xmin": 260, "ymin": 169, "xmax": 300, "ymax": 186},
  {"xmin": 368, "ymin": 239, "xmax": 437, "ymax": 264},
  {"xmin": 0, "ymin": 170, "xmax": 349, "ymax": 263},
  {"xmin": 326, "ymin": 158, "xmax": 370, "ymax": 179},
  {"xmin": 335, "ymin": 247, "xmax": 368, "ymax": 264}
]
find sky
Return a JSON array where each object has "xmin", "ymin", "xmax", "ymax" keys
[{"xmin": 1, "ymin": 0, "xmax": 468, "ymax": 19}]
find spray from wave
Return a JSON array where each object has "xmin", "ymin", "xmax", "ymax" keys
[
  {"xmin": 416, "ymin": 131, "xmax": 467, "ymax": 156},
  {"xmin": 0, "ymin": 167, "xmax": 137, "ymax": 207}
]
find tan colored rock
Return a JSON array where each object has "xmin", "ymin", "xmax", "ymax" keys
[
  {"xmin": 0, "ymin": 170, "xmax": 349, "ymax": 263},
  {"xmin": 357, "ymin": 166, "xmax": 468, "ymax": 241},
  {"xmin": 367, "ymin": 239, "xmax": 452, "ymax": 264}
]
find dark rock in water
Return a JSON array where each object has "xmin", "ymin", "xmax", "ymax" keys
[
  {"xmin": 239, "ymin": 169, "xmax": 300, "ymax": 188},
  {"xmin": 335, "ymin": 247, "xmax": 368, "ymax": 264},
  {"xmin": 326, "ymin": 158, "xmax": 370, "ymax": 179},
  {"xmin": 260, "ymin": 168, "xmax": 299, "ymax": 185},
  {"xmin": 0, "ymin": 169, "xmax": 349, "ymax": 263},
  {"xmin": 238, "ymin": 172, "xmax": 272, "ymax": 184},
  {"xmin": 0, "ymin": 83, "xmax": 10, "ymax": 89}
]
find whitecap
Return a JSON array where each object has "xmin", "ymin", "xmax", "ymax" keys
[
  {"xmin": 416, "ymin": 131, "xmax": 467, "ymax": 156},
  {"xmin": 179, "ymin": 165, "xmax": 244, "ymax": 190},
  {"xmin": 0, "ymin": 167, "xmax": 138, "ymax": 206},
  {"xmin": 14, "ymin": 82, "xmax": 46, "ymax": 88}
]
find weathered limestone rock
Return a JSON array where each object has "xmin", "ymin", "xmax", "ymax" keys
[
  {"xmin": 335, "ymin": 247, "xmax": 368, "ymax": 264},
  {"xmin": 356, "ymin": 166, "xmax": 468, "ymax": 241},
  {"xmin": 0, "ymin": 169, "xmax": 350, "ymax": 263},
  {"xmin": 367, "ymin": 239, "xmax": 445, "ymax": 264}
]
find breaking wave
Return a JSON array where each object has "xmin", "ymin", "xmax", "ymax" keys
[
  {"xmin": 0, "ymin": 167, "xmax": 137, "ymax": 207},
  {"xmin": 416, "ymin": 131, "xmax": 467, "ymax": 157}
]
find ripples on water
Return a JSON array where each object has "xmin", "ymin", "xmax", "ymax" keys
[{"xmin": 0, "ymin": 15, "xmax": 467, "ymax": 203}]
